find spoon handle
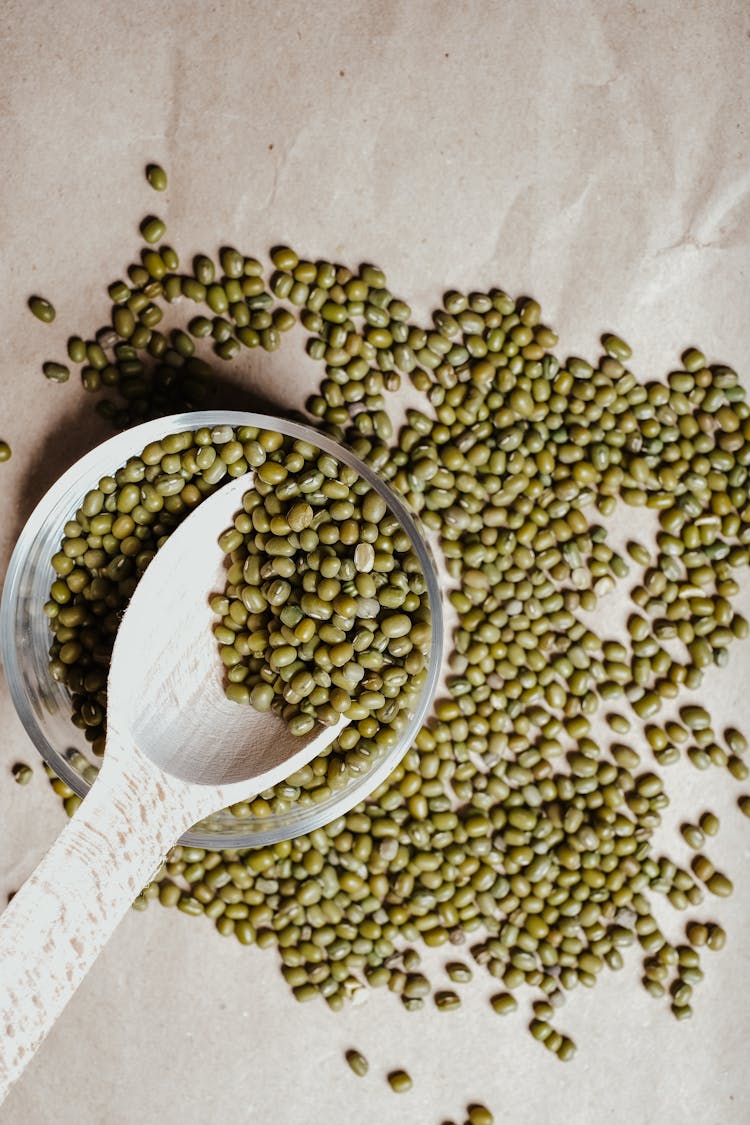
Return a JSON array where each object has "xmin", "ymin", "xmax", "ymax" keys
[{"xmin": 0, "ymin": 741, "xmax": 194, "ymax": 1103}]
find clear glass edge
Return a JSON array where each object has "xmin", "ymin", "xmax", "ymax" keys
[{"xmin": 0, "ymin": 410, "xmax": 444, "ymax": 849}]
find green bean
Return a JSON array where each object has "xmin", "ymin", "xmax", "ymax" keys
[
  {"xmin": 681, "ymin": 348, "xmax": 705, "ymax": 372},
  {"xmin": 706, "ymin": 872, "xmax": 733, "ymax": 897},
  {"xmin": 29, "ymin": 296, "xmax": 56, "ymax": 322},
  {"xmin": 681, "ymin": 705, "xmax": 711, "ymax": 730},
  {"xmin": 387, "ymin": 1070, "xmax": 412, "ymax": 1093},
  {"xmin": 345, "ymin": 1048, "xmax": 368, "ymax": 1076},
  {"xmin": 42, "ymin": 362, "xmax": 70, "ymax": 383},
  {"xmin": 109, "ymin": 281, "xmax": 131, "ymax": 304},
  {"xmin": 601, "ymin": 333, "xmax": 632, "ymax": 361},
  {"xmin": 434, "ymin": 990, "xmax": 461, "ymax": 1011},
  {"xmin": 468, "ymin": 1106, "xmax": 494, "ymax": 1125},
  {"xmin": 725, "ymin": 728, "xmax": 747, "ymax": 755},
  {"xmin": 681, "ymin": 824, "xmax": 704, "ymax": 850},
  {"xmin": 706, "ymin": 924, "xmax": 726, "ymax": 951},
  {"xmin": 146, "ymin": 163, "xmax": 168, "ymax": 191},
  {"xmin": 12, "ymin": 763, "xmax": 33, "ymax": 785},
  {"xmin": 728, "ymin": 756, "xmax": 749, "ymax": 781},
  {"xmin": 699, "ymin": 812, "xmax": 720, "ymax": 837},
  {"xmin": 159, "ymin": 882, "xmax": 181, "ymax": 908},
  {"xmin": 220, "ymin": 247, "xmax": 244, "ymax": 279},
  {"xmin": 140, "ymin": 215, "xmax": 166, "ymax": 244},
  {"xmin": 113, "ymin": 307, "xmax": 136, "ymax": 338},
  {"xmin": 491, "ymin": 993, "xmax": 517, "ymax": 1015},
  {"xmin": 272, "ymin": 246, "xmax": 298, "ymax": 272},
  {"xmin": 67, "ymin": 336, "xmax": 87, "ymax": 362},
  {"xmin": 556, "ymin": 1037, "xmax": 577, "ymax": 1062}
]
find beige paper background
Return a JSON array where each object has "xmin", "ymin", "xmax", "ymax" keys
[{"xmin": 1, "ymin": 1, "xmax": 749, "ymax": 1122}]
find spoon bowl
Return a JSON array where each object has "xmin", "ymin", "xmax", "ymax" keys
[{"xmin": 109, "ymin": 472, "xmax": 338, "ymax": 788}]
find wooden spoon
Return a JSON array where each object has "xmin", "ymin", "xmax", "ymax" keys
[{"xmin": 0, "ymin": 473, "xmax": 348, "ymax": 1100}]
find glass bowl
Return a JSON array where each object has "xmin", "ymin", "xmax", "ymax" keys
[{"xmin": 0, "ymin": 411, "xmax": 443, "ymax": 849}]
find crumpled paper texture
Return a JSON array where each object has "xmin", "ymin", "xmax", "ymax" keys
[{"xmin": 0, "ymin": 2, "xmax": 749, "ymax": 1123}]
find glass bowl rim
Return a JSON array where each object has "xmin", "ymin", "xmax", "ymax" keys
[{"xmin": 0, "ymin": 410, "xmax": 444, "ymax": 847}]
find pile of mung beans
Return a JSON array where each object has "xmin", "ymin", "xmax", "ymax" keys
[
  {"xmin": 213, "ymin": 439, "xmax": 431, "ymax": 740},
  {"xmin": 26, "ymin": 164, "xmax": 750, "ymax": 1081},
  {"xmin": 46, "ymin": 424, "xmax": 431, "ymax": 813}
]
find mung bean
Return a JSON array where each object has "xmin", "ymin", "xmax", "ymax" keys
[
  {"xmin": 146, "ymin": 163, "xmax": 168, "ymax": 191},
  {"xmin": 29, "ymin": 296, "xmax": 56, "ymax": 323},
  {"xmin": 467, "ymin": 1107, "xmax": 494, "ymax": 1125},
  {"xmin": 42, "ymin": 362, "xmax": 70, "ymax": 383},
  {"xmin": 387, "ymin": 1070, "xmax": 413, "ymax": 1093},
  {"xmin": 140, "ymin": 216, "xmax": 166, "ymax": 244},
  {"xmin": 12, "ymin": 763, "xmax": 33, "ymax": 785},
  {"xmin": 345, "ymin": 1048, "xmax": 369, "ymax": 1076}
]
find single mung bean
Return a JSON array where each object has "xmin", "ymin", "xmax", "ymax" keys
[
  {"xmin": 12, "ymin": 763, "xmax": 33, "ymax": 785},
  {"xmin": 725, "ymin": 728, "xmax": 747, "ymax": 755},
  {"xmin": 706, "ymin": 872, "xmax": 733, "ymax": 897},
  {"xmin": 681, "ymin": 824, "xmax": 704, "ymax": 850},
  {"xmin": 29, "ymin": 296, "xmax": 56, "ymax": 323},
  {"xmin": 468, "ymin": 1107, "xmax": 494, "ymax": 1125},
  {"xmin": 698, "ymin": 812, "xmax": 719, "ymax": 837},
  {"xmin": 42, "ymin": 362, "xmax": 70, "ymax": 383},
  {"xmin": 706, "ymin": 924, "xmax": 726, "ymax": 951},
  {"xmin": 387, "ymin": 1070, "xmax": 412, "ymax": 1093},
  {"xmin": 345, "ymin": 1049, "xmax": 369, "ymax": 1076},
  {"xmin": 146, "ymin": 163, "xmax": 168, "ymax": 191},
  {"xmin": 602, "ymin": 333, "xmax": 632, "ymax": 361},
  {"xmin": 67, "ymin": 337, "xmax": 86, "ymax": 363},
  {"xmin": 491, "ymin": 992, "xmax": 517, "ymax": 1015},
  {"xmin": 140, "ymin": 216, "xmax": 166, "ymax": 244}
]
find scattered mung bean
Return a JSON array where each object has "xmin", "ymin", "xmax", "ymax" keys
[
  {"xmin": 467, "ymin": 1106, "xmax": 494, "ymax": 1125},
  {"xmin": 12, "ymin": 763, "xmax": 33, "ymax": 785},
  {"xmin": 345, "ymin": 1048, "xmax": 368, "ymax": 1076},
  {"xmin": 699, "ymin": 812, "xmax": 720, "ymax": 837},
  {"xmin": 146, "ymin": 163, "xmax": 168, "ymax": 192},
  {"xmin": 29, "ymin": 296, "xmax": 56, "ymax": 323},
  {"xmin": 42, "ymin": 362, "xmax": 70, "ymax": 383},
  {"xmin": 434, "ymin": 990, "xmax": 461, "ymax": 1011},
  {"xmin": 140, "ymin": 216, "xmax": 166, "ymax": 244}
]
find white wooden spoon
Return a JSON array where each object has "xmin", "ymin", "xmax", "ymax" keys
[{"xmin": 0, "ymin": 473, "xmax": 348, "ymax": 1101}]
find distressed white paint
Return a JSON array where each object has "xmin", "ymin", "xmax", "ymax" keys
[{"xmin": 0, "ymin": 473, "xmax": 347, "ymax": 1101}]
